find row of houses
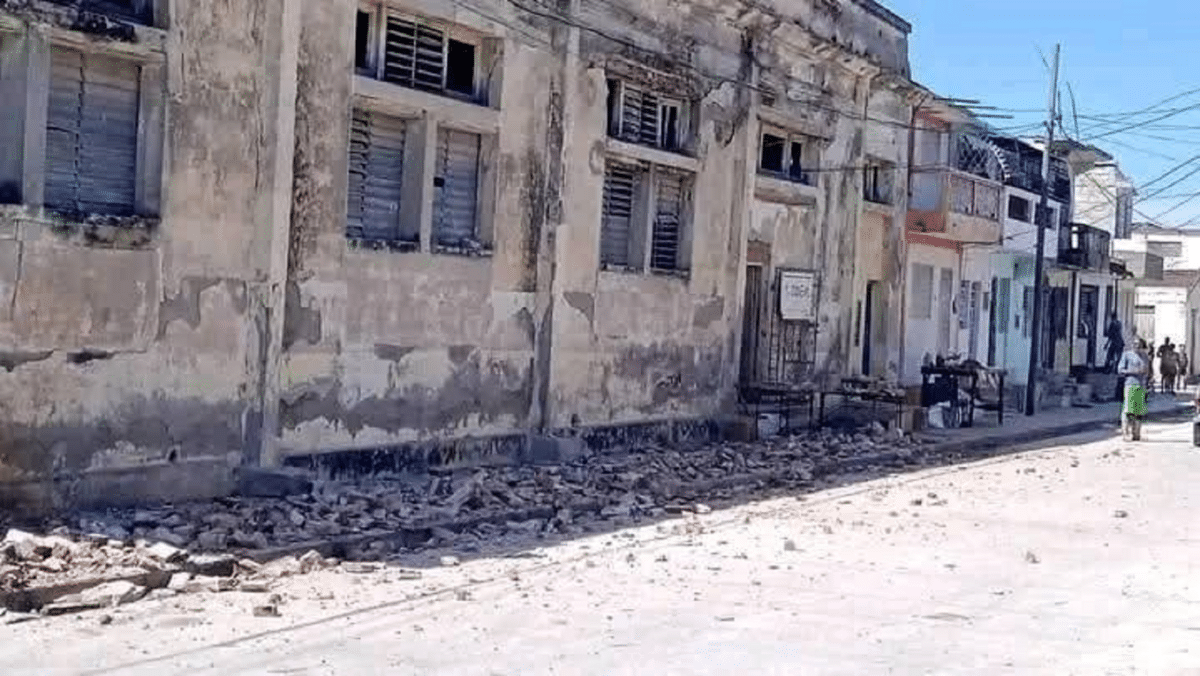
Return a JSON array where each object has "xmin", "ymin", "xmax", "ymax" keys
[{"xmin": 0, "ymin": 0, "xmax": 1160, "ymax": 514}]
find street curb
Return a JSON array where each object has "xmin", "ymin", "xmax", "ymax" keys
[
  {"xmin": 229, "ymin": 404, "xmax": 1196, "ymax": 563},
  {"xmin": 9, "ymin": 405, "xmax": 1190, "ymax": 610}
]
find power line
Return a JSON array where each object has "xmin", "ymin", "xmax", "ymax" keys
[{"xmin": 1082, "ymin": 100, "xmax": 1200, "ymax": 142}]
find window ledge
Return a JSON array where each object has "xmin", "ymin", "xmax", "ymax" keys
[
  {"xmin": 433, "ymin": 243, "xmax": 493, "ymax": 258},
  {"xmin": 347, "ymin": 237, "xmax": 420, "ymax": 253},
  {"xmin": 863, "ymin": 198, "xmax": 894, "ymax": 214},
  {"xmin": 2, "ymin": 4, "xmax": 167, "ymax": 60},
  {"xmin": 353, "ymin": 76, "xmax": 499, "ymax": 134},
  {"xmin": 650, "ymin": 267, "xmax": 690, "ymax": 280},
  {"xmin": 600, "ymin": 263, "xmax": 643, "ymax": 274},
  {"xmin": 754, "ymin": 174, "xmax": 819, "ymax": 205},
  {"xmin": 604, "ymin": 138, "xmax": 699, "ymax": 174}
]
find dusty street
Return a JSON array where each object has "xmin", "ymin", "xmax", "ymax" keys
[{"xmin": 4, "ymin": 421, "xmax": 1200, "ymax": 676}]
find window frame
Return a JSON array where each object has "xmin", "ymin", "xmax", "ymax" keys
[
  {"xmin": 758, "ymin": 125, "xmax": 814, "ymax": 186},
  {"xmin": 605, "ymin": 78, "xmax": 688, "ymax": 154},
  {"xmin": 356, "ymin": 4, "xmax": 487, "ymax": 106},
  {"xmin": 0, "ymin": 22, "xmax": 166, "ymax": 223},
  {"xmin": 1007, "ymin": 194, "xmax": 1031, "ymax": 222},
  {"xmin": 863, "ymin": 159, "xmax": 895, "ymax": 205},
  {"xmin": 598, "ymin": 158, "xmax": 693, "ymax": 276}
]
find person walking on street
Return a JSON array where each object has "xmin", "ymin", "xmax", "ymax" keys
[
  {"xmin": 1159, "ymin": 338, "xmax": 1179, "ymax": 394},
  {"xmin": 1103, "ymin": 312, "xmax": 1124, "ymax": 373},
  {"xmin": 1119, "ymin": 338, "xmax": 1149, "ymax": 441}
]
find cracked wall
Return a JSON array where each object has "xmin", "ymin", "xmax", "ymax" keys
[
  {"xmin": 280, "ymin": 0, "xmax": 551, "ymax": 453},
  {"xmin": 0, "ymin": 0, "xmax": 288, "ymax": 513}
]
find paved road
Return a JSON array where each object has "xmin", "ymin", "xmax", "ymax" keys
[{"xmin": 5, "ymin": 422, "xmax": 1200, "ymax": 676}]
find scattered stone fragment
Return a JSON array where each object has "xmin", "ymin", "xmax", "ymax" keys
[
  {"xmin": 260, "ymin": 556, "xmax": 302, "ymax": 578},
  {"xmin": 168, "ymin": 572, "xmax": 193, "ymax": 591},
  {"xmin": 298, "ymin": 550, "xmax": 325, "ymax": 574},
  {"xmin": 391, "ymin": 568, "xmax": 422, "ymax": 581},
  {"xmin": 440, "ymin": 555, "xmax": 461, "ymax": 567},
  {"xmin": 1114, "ymin": 510, "xmax": 1129, "ymax": 519},
  {"xmin": 783, "ymin": 539, "xmax": 797, "ymax": 552},
  {"xmin": 41, "ymin": 596, "xmax": 106, "ymax": 616},
  {"xmin": 237, "ymin": 559, "xmax": 264, "ymax": 574},
  {"xmin": 1024, "ymin": 551, "xmax": 1040, "ymax": 564},
  {"xmin": 239, "ymin": 580, "xmax": 272, "ymax": 593},
  {"xmin": 252, "ymin": 604, "xmax": 281, "ymax": 618},
  {"xmin": 98, "ymin": 614, "xmax": 113, "ymax": 626},
  {"xmin": 693, "ymin": 504, "xmax": 712, "ymax": 515},
  {"xmin": 80, "ymin": 580, "xmax": 147, "ymax": 608},
  {"xmin": 146, "ymin": 542, "xmax": 186, "ymax": 564},
  {"xmin": 341, "ymin": 562, "xmax": 378, "ymax": 574},
  {"xmin": 186, "ymin": 554, "xmax": 236, "ymax": 578},
  {"xmin": 195, "ymin": 531, "xmax": 228, "ymax": 551}
]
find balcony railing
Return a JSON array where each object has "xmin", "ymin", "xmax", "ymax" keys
[{"xmin": 1057, "ymin": 223, "xmax": 1111, "ymax": 272}]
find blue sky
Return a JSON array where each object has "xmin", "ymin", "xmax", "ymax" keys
[{"xmin": 884, "ymin": 0, "xmax": 1200, "ymax": 227}]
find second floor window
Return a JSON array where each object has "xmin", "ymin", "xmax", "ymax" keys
[
  {"xmin": 863, "ymin": 161, "xmax": 894, "ymax": 205},
  {"xmin": 758, "ymin": 128, "xmax": 813, "ymax": 186},
  {"xmin": 606, "ymin": 79, "xmax": 684, "ymax": 152},
  {"xmin": 355, "ymin": 7, "xmax": 484, "ymax": 104},
  {"xmin": 1008, "ymin": 195, "xmax": 1030, "ymax": 222}
]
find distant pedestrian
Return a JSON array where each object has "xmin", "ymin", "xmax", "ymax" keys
[
  {"xmin": 1159, "ymin": 338, "xmax": 1179, "ymax": 394},
  {"xmin": 1119, "ymin": 339, "xmax": 1149, "ymax": 440},
  {"xmin": 1103, "ymin": 312, "xmax": 1124, "ymax": 373}
]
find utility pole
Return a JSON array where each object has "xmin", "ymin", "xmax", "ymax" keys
[{"xmin": 1025, "ymin": 44, "xmax": 1060, "ymax": 416}]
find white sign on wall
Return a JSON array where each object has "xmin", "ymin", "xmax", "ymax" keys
[{"xmin": 779, "ymin": 271, "xmax": 817, "ymax": 321}]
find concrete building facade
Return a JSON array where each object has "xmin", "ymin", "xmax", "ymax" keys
[{"xmin": 0, "ymin": 0, "xmax": 915, "ymax": 513}]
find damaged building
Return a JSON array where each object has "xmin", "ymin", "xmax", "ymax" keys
[{"xmin": 0, "ymin": 0, "xmax": 915, "ymax": 514}]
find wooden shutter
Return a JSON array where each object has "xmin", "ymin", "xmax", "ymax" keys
[
  {"xmin": 650, "ymin": 169, "xmax": 688, "ymax": 271},
  {"xmin": 45, "ymin": 48, "xmax": 139, "ymax": 216},
  {"xmin": 600, "ymin": 161, "xmax": 638, "ymax": 268},
  {"xmin": 618, "ymin": 84, "xmax": 662, "ymax": 147},
  {"xmin": 383, "ymin": 15, "xmax": 445, "ymax": 92},
  {"xmin": 433, "ymin": 128, "xmax": 480, "ymax": 246},
  {"xmin": 346, "ymin": 109, "xmax": 410, "ymax": 242}
]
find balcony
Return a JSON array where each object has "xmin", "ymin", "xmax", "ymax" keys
[
  {"xmin": 1057, "ymin": 223, "xmax": 1112, "ymax": 272},
  {"xmin": 907, "ymin": 167, "xmax": 1002, "ymax": 242}
]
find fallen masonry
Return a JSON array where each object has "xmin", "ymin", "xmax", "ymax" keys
[{"xmin": 0, "ymin": 427, "xmax": 939, "ymax": 615}]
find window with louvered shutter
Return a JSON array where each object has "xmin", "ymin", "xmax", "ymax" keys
[
  {"xmin": 600, "ymin": 161, "xmax": 639, "ymax": 268},
  {"xmin": 45, "ymin": 48, "xmax": 139, "ymax": 217},
  {"xmin": 651, "ymin": 169, "xmax": 688, "ymax": 272},
  {"xmin": 377, "ymin": 12, "xmax": 478, "ymax": 101},
  {"xmin": 346, "ymin": 109, "xmax": 412, "ymax": 244},
  {"xmin": 608, "ymin": 81, "xmax": 683, "ymax": 151},
  {"xmin": 433, "ymin": 128, "xmax": 481, "ymax": 247}
]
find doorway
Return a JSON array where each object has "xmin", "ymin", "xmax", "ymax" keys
[
  {"xmin": 1079, "ymin": 284, "xmax": 1099, "ymax": 366},
  {"xmin": 739, "ymin": 264, "xmax": 765, "ymax": 385},
  {"xmin": 862, "ymin": 280, "xmax": 883, "ymax": 375}
]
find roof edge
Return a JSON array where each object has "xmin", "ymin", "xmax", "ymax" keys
[{"xmin": 851, "ymin": 0, "xmax": 912, "ymax": 34}]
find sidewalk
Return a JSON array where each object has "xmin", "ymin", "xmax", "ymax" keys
[{"xmin": 916, "ymin": 391, "xmax": 1193, "ymax": 455}]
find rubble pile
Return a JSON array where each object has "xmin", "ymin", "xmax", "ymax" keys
[{"xmin": 2, "ymin": 427, "xmax": 926, "ymax": 614}]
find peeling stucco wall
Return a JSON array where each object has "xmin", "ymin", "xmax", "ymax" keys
[
  {"xmin": 280, "ymin": 0, "xmax": 551, "ymax": 453},
  {"xmin": 0, "ymin": 0, "xmax": 289, "ymax": 512},
  {"xmin": 2, "ymin": 0, "xmax": 916, "ymax": 511}
]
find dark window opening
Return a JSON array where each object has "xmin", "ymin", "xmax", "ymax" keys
[
  {"xmin": 0, "ymin": 182, "xmax": 19, "ymax": 205},
  {"xmin": 606, "ymin": 79, "xmax": 619, "ymax": 136},
  {"xmin": 355, "ymin": 10, "xmax": 372, "ymax": 71},
  {"xmin": 1008, "ymin": 195, "xmax": 1030, "ymax": 222},
  {"xmin": 760, "ymin": 134, "xmax": 784, "ymax": 173},
  {"xmin": 445, "ymin": 39, "xmax": 476, "ymax": 96},
  {"xmin": 660, "ymin": 104, "xmax": 679, "ymax": 150},
  {"xmin": 788, "ymin": 141, "xmax": 804, "ymax": 181}
]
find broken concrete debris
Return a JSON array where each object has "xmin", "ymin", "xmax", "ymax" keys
[{"xmin": 1, "ymin": 428, "xmax": 930, "ymax": 617}]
